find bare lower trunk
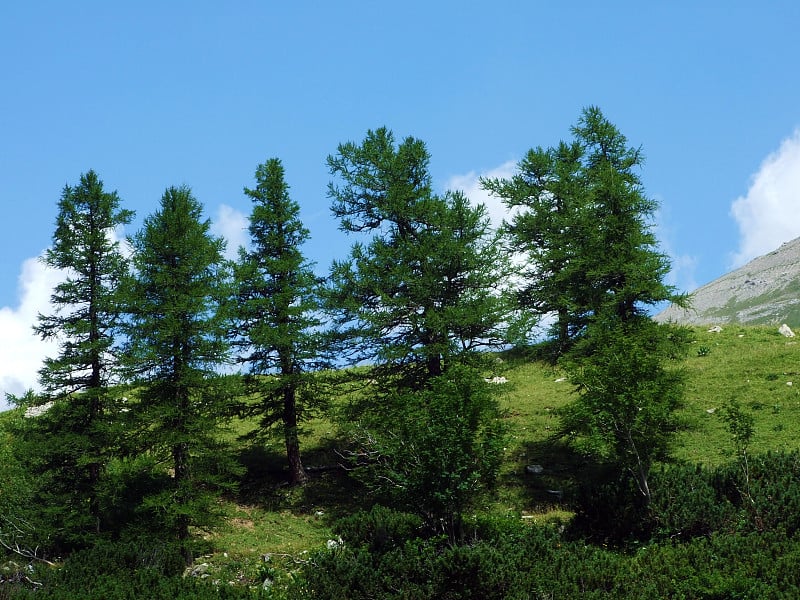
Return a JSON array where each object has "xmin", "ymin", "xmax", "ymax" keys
[
  {"xmin": 557, "ymin": 307, "xmax": 569, "ymax": 354},
  {"xmin": 173, "ymin": 441, "xmax": 192, "ymax": 563},
  {"xmin": 284, "ymin": 387, "xmax": 307, "ymax": 486}
]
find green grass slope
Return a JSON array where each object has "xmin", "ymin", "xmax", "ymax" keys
[
  {"xmin": 4, "ymin": 324, "xmax": 799, "ymax": 589},
  {"xmin": 198, "ymin": 324, "xmax": 800, "ymax": 584}
]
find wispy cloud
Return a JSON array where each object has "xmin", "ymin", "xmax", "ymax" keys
[
  {"xmin": 211, "ymin": 204, "xmax": 249, "ymax": 260},
  {"xmin": 446, "ymin": 160, "xmax": 517, "ymax": 229},
  {"xmin": 731, "ymin": 129, "xmax": 800, "ymax": 267},
  {"xmin": 211, "ymin": 204, "xmax": 250, "ymax": 260},
  {"xmin": 0, "ymin": 256, "xmax": 64, "ymax": 410}
]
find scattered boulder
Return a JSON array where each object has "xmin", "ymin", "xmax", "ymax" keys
[
  {"xmin": 326, "ymin": 537, "xmax": 344, "ymax": 550},
  {"xmin": 525, "ymin": 464, "xmax": 544, "ymax": 475},
  {"xmin": 189, "ymin": 563, "xmax": 210, "ymax": 578},
  {"xmin": 779, "ymin": 323, "xmax": 795, "ymax": 338},
  {"xmin": 708, "ymin": 326, "xmax": 723, "ymax": 333}
]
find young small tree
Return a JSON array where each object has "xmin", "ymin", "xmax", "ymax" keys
[
  {"xmin": 122, "ymin": 186, "xmax": 230, "ymax": 560},
  {"xmin": 346, "ymin": 365, "xmax": 505, "ymax": 538},
  {"xmin": 232, "ymin": 158, "xmax": 327, "ymax": 485},
  {"xmin": 559, "ymin": 316, "xmax": 687, "ymax": 504},
  {"xmin": 21, "ymin": 170, "xmax": 132, "ymax": 543}
]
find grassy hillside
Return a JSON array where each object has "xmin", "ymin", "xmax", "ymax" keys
[
  {"xmin": 3, "ymin": 324, "xmax": 798, "ymax": 589},
  {"xmin": 182, "ymin": 324, "xmax": 800, "ymax": 585}
]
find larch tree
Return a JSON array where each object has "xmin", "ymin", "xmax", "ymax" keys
[
  {"xmin": 566, "ymin": 108, "xmax": 689, "ymax": 507},
  {"xmin": 562, "ymin": 109, "xmax": 687, "ymax": 505},
  {"xmin": 326, "ymin": 127, "xmax": 511, "ymax": 390},
  {"xmin": 482, "ymin": 140, "xmax": 589, "ymax": 353},
  {"xmin": 325, "ymin": 128, "xmax": 510, "ymax": 534},
  {"xmin": 23, "ymin": 170, "xmax": 133, "ymax": 543},
  {"xmin": 487, "ymin": 108, "xmax": 688, "ymax": 510},
  {"xmin": 231, "ymin": 158, "xmax": 327, "ymax": 486},
  {"xmin": 484, "ymin": 106, "xmax": 685, "ymax": 351},
  {"xmin": 571, "ymin": 106, "xmax": 681, "ymax": 323},
  {"xmin": 122, "ymin": 186, "xmax": 230, "ymax": 560}
]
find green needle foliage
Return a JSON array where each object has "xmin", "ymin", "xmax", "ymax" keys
[
  {"xmin": 17, "ymin": 170, "xmax": 133, "ymax": 547},
  {"xmin": 122, "ymin": 186, "xmax": 233, "ymax": 559},
  {"xmin": 484, "ymin": 106, "xmax": 685, "ymax": 353},
  {"xmin": 482, "ymin": 139, "xmax": 588, "ymax": 351},
  {"xmin": 231, "ymin": 158, "xmax": 328, "ymax": 486},
  {"xmin": 560, "ymin": 316, "xmax": 688, "ymax": 504},
  {"xmin": 326, "ymin": 127, "xmax": 512, "ymax": 390},
  {"xmin": 326, "ymin": 128, "xmax": 511, "ymax": 534},
  {"xmin": 346, "ymin": 364, "xmax": 505, "ymax": 537},
  {"xmin": 487, "ymin": 108, "xmax": 688, "ymax": 526}
]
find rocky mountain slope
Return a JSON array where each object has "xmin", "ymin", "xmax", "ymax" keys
[{"xmin": 655, "ymin": 236, "xmax": 800, "ymax": 327}]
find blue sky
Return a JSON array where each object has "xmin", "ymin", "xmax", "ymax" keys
[{"xmin": 2, "ymin": 1, "xmax": 800, "ymax": 404}]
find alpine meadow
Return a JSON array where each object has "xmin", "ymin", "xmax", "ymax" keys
[{"xmin": 5, "ymin": 108, "xmax": 800, "ymax": 599}]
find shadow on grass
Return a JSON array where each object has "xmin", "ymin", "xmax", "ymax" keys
[
  {"xmin": 502, "ymin": 437, "xmax": 599, "ymax": 512},
  {"xmin": 233, "ymin": 437, "xmax": 369, "ymax": 519}
]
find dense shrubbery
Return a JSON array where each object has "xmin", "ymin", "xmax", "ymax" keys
[
  {"xmin": 649, "ymin": 450, "xmax": 800, "ymax": 542},
  {"xmin": 3, "ymin": 540, "xmax": 266, "ymax": 599},
  {"xmin": 290, "ymin": 505, "xmax": 800, "ymax": 599},
  {"xmin": 343, "ymin": 366, "xmax": 506, "ymax": 537}
]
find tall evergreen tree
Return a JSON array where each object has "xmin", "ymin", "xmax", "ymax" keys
[
  {"xmin": 572, "ymin": 106, "xmax": 680, "ymax": 323},
  {"xmin": 484, "ymin": 106, "xmax": 684, "ymax": 350},
  {"xmin": 482, "ymin": 141, "xmax": 588, "ymax": 351},
  {"xmin": 232, "ymin": 158, "xmax": 326, "ymax": 485},
  {"xmin": 326, "ymin": 129, "xmax": 510, "ymax": 534},
  {"xmin": 122, "ymin": 186, "xmax": 230, "ymax": 559},
  {"xmin": 24, "ymin": 170, "xmax": 132, "ymax": 542},
  {"xmin": 326, "ymin": 127, "xmax": 510, "ymax": 390}
]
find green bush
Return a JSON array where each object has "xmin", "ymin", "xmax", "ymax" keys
[
  {"xmin": 344, "ymin": 365, "xmax": 506, "ymax": 536},
  {"xmin": 334, "ymin": 505, "xmax": 424, "ymax": 554},
  {"xmin": 5, "ymin": 540, "xmax": 268, "ymax": 599},
  {"xmin": 294, "ymin": 520, "xmax": 800, "ymax": 599},
  {"xmin": 567, "ymin": 464, "xmax": 651, "ymax": 544},
  {"xmin": 649, "ymin": 463, "xmax": 738, "ymax": 540}
]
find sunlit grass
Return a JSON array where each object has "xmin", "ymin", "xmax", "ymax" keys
[{"xmin": 24, "ymin": 323, "xmax": 789, "ymax": 586}]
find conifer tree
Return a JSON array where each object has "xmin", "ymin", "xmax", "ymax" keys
[
  {"xmin": 24, "ymin": 170, "xmax": 132, "ymax": 542},
  {"xmin": 122, "ymin": 186, "xmax": 230, "ymax": 558},
  {"xmin": 483, "ymin": 106, "xmax": 684, "ymax": 351},
  {"xmin": 326, "ymin": 127, "xmax": 510, "ymax": 390},
  {"xmin": 326, "ymin": 129, "xmax": 510, "ymax": 533},
  {"xmin": 573, "ymin": 106, "xmax": 680, "ymax": 323},
  {"xmin": 232, "ymin": 158, "xmax": 326, "ymax": 485},
  {"xmin": 482, "ymin": 141, "xmax": 588, "ymax": 351}
]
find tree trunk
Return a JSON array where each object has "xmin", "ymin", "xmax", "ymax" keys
[
  {"xmin": 557, "ymin": 307, "xmax": 570, "ymax": 354},
  {"xmin": 283, "ymin": 386, "xmax": 307, "ymax": 486},
  {"xmin": 172, "ymin": 440, "xmax": 192, "ymax": 562}
]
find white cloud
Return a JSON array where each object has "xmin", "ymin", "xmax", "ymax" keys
[
  {"xmin": 446, "ymin": 160, "xmax": 518, "ymax": 229},
  {"xmin": 211, "ymin": 204, "xmax": 249, "ymax": 260},
  {"xmin": 731, "ymin": 130, "xmax": 800, "ymax": 267},
  {"xmin": 0, "ymin": 256, "xmax": 64, "ymax": 410}
]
